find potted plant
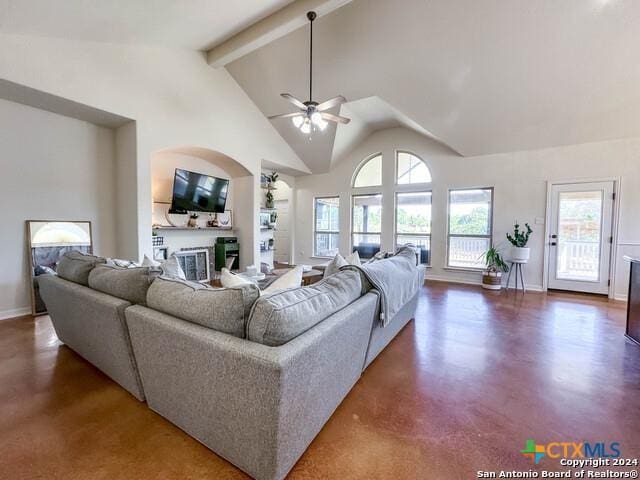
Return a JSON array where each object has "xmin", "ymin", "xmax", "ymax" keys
[
  {"xmin": 269, "ymin": 211, "xmax": 278, "ymax": 229},
  {"xmin": 265, "ymin": 190, "xmax": 274, "ymax": 209},
  {"xmin": 480, "ymin": 246, "xmax": 509, "ymax": 290},
  {"xmin": 507, "ymin": 222, "xmax": 533, "ymax": 263},
  {"xmin": 268, "ymin": 171, "xmax": 279, "ymax": 186}
]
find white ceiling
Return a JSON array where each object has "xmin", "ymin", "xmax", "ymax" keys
[
  {"xmin": 3, "ymin": 0, "xmax": 639, "ymax": 175},
  {"xmin": 0, "ymin": 0, "xmax": 295, "ymax": 50},
  {"xmin": 227, "ymin": 0, "xmax": 640, "ymax": 173}
]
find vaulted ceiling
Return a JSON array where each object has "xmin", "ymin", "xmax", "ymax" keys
[
  {"xmin": 3, "ymin": 0, "xmax": 639, "ymax": 175},
  {"xmin": 226, "ymin": 0, "xmax": 640, "ymax": 173},
  {"xmin": 0, "ymin": 0, "xmax": 295, "ymax": 50}
]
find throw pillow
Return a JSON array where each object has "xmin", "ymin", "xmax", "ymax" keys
[
  {"xmin": 366, "ymin": 251, "xmax": 392, "ymax": 263},
  {"xmin": 106, "ymin": 258, "xmax": 139, "ymax": 268},
  {"xmin": 263, "ymin": 266, "xmax": 303, "ymax": 295},
  {"xmin": 345, "ymin": 250, "xmax": 362, "ymax": 266},
  {"xmin": 141, "ymin": 254, "xmax": 161, "ymax": 268},
  {"xmin": 161, "ymin": 255, "xmax": 186, "ymax": 280},
  {"xmin": 323, "ymin": 253, "xmax": 348, "ymax": 278},
  {"xmin": 220, "ymin": 268, "xmax": 254, "ymax": 288}
]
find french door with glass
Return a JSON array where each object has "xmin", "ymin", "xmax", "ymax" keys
[{"xmin": 547, "ymin": 181, "xmax": 614, "ymax": 294}]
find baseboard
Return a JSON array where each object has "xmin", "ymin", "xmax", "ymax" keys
[
  {"xmin": 425, "ymin": 274, "xmax": 544, "ymax": 292},
  {"xmin": 614, "ymin": 293, "xmax": 628, "ymax": 302},
  {"xmin": 0, "ymin": 307, "xmax": 31, "ymax": 321}
]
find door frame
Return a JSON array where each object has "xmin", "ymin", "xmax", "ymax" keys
[{"xmin": 542, "ymin": 176, "xmax": 622, "ymax": 298}]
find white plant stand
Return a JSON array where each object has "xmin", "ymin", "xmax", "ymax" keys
[{"xmin": 506, "ymin": 260, "xmax": 527, "ymax": 294}]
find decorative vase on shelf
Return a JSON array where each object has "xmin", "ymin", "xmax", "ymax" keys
[
  {"xmin": 265, "ymin": 184, "xmax": 275, "ymax": 208},
  {"xmin": 187, "ymin": 214, "xmax": 199, "ymax": 228},
  {"xmin": 207, "ymin": 213, "xmax": 219, "ymax": 228}
]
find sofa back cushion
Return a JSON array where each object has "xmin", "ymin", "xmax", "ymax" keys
[
  {"xmin": 56, "ymin": 251, "xmax": 106, "ymax": 286},
  {"xmin": 88, "ymin": 264, "xmax": 158, "ymax": 306},
  {"xmin": 146, "ymin": 276, "xmax": 260, "ymax": 338},
  {"xmin": 246, "ymin": 269, "xmax": 363, "ymax": 346}
]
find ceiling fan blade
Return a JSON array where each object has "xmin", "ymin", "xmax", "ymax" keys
[
  {"xmin": 281, "ymin": 93, "xmax": 307, "ymax": 110},
  {"xmin": 321, "ymin": 112, "xmax": 351, "ymax": 125},
  {"xmin": 268, "ymin": 112, "xmax": 304, "ymax": 120},
  {"xmin": 315, "ymin": 95, "xmax": 347, "ymax": 112}
]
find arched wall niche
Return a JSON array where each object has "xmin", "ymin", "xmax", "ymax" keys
[{"xmin": 150, "ymin": 146, "xmax": 256, "ymax": 270}]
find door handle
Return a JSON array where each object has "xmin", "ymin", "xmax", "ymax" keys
[
  {"xmin": 551, "ymin": 242, "xmax": 557, "ymax": 246},
  {"xmin": 550, "ymin": 234, "xmax": 557, "ymax": 239}
]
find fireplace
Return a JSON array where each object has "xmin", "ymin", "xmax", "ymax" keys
[{"xmin": 174, "ymin": 249, "xmax": 210, "ymax": 282}]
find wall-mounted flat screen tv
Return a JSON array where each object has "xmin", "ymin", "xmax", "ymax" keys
[{"xmin": 170, "ymin": 168, "xmax": 229, "ymax": 213}]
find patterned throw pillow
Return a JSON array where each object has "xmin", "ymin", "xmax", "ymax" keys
[{"xmin": 105, "ymin": 258, "xmax": 139, "ymax": 268}]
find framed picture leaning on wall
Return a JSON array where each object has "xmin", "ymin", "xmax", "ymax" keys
[{"xmin": 26, "ymin": 220, "xmax": 93, "ymax": 316}]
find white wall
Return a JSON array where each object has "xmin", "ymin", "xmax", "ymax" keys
[
  {"xmin": 295, "ymin": 127, "xmax": 640, "ymax": 299},
  {"xmin": 0, "ymin": 33, "xmax": 309, "ymax": 266},
  {"xmin": 0, "ymin": 98, "xmax": 116, "ymax": 318},
  {"xmin": 273, "ymin": 179, "xmax": 293, "ymax": 264}
]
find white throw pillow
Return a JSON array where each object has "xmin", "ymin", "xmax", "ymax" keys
[
  {"xmin": 323, "ymin": 254, "xmax": 348, "ymax": 278},
  {"xmin": 220, "ymin": 268, "xmax": 254, "ymax": 288},
  {"xmin": 345, "ymin": 251, "xmax": 361, "ymax": 266},
  {"xmin": 141, "ymin": 254, "xmax": 161, "ymax": 268},
  {"xmin": 161, "ymin": 255, "xmax": 186, "ymax": 280},
  {"xmin": 263, "ymin": 266, "xmax": 303, "ymax": 295}
]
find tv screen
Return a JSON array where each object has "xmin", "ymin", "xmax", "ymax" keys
[{"xmin": 170, "ymin": 168, "xmax": 229, "ymax": 213}]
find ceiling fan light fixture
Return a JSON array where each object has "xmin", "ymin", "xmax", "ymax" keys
[
  {"xmin": 310, "ymin": 111, "xmax": 323, "ymax": 125},
  {"xmin": 269, "ymin": 11, "xmax": 350, "ymax": 133}
]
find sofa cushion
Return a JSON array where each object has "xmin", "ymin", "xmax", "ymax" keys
[
  {"xmin": 56, "ymin": 251, "xmax": 106, "ymax": 286},
  {"xmin": 246, "ymin": 269, "xmax": 363, "ymax": 346},
  {"xmin": 88, "ymin": 264, "xmax": 158, "ymax": 306},
  {"xmin": 146, "ymin": 276, "xmax": 260, "ymax": 338}
]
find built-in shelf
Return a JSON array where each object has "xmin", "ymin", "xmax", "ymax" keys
[
  {"xmin": 261, "ymin": 185, "xmax": 277, "ymax": 190},
  {"xmin": 153, "ymin": 226, "xmax": 234, "ymax": 231}
]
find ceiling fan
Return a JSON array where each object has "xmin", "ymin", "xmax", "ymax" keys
[{"xmin": 268, "ymin": 11, "xmax": 351, "ymax": 134}]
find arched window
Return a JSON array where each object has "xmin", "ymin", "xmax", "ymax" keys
[
  {"xmin": 396, "ymin": 151, "xmax": 432, "ymax": 184},
  {"xmin": 353, "ymin": 154, "xmax": 382, "ymax": 188},
  {"xmin": 347, "ymin": 151, "xmax": 434, "ymax": 264}
]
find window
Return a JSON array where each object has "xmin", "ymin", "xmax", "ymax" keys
[
  {"xmin": 353, "ymin": 154, "xmax": 382, "ymax": 188},
  {"xmin": 314, "ymin": 197, "xmax": 340, "ymax": 257},
  {"xmin": 397, "ymin": 151, "xmax": 431, "ymax": 184},
  {"xmin": 447, "ymin": 188, "xmax": 493, "ymax": 269},
  {"xmin": 352, "ymin": 194, "xmax": 382, "ymax": 259},
  {"xmin": 396, "ymin": 191, "xmax": 431, "ymax": 264}
]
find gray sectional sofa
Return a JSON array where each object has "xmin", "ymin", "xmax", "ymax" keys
[{"xmin": 38, "ymin": 250, "xmax": 425, "ymax": 480}]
